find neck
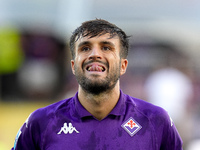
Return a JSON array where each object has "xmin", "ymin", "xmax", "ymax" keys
[{"xmin": 78, "ymin": 81, "xmax": 120, "ymax": 120}]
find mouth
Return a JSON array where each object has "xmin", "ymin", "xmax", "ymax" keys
[{"xmin": 86, "ymin": 63, "xmax": 106, "ymax": 72}]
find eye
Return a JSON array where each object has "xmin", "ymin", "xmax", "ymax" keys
[
  {"xmin": 81, "ymin": 46, "xmax": 90, "ymax": 51},
  {"xmin": 102, "ymin": 46, "xmax": 111, "ymax": 51}
]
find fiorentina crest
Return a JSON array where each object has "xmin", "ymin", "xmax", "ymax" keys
[{"xmin": 121, "ymin": 117, "xmax": 142, "ymax": 137}]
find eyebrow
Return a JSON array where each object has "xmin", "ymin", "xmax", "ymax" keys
[
  {"xmin": 100, "ymin": 41, "xmax": 115, "ymax": 47},
  {"xmin": 77, "ymin": 41, "xmax": 115, "ymax": 48},
  {"xmin": 77, "ymin": 41, "xmax": 91, "ymax": 48}
]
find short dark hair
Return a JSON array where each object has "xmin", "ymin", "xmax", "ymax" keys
[{"xmin": 69, "ymin": 19, "xmax": 130, "ymax": 59}]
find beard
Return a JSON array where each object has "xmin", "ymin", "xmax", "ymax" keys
[{"xmin": 74, "ymin": 62, "xmax": 121, "ymax": 95}]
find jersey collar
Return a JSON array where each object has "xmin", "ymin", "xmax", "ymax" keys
[
  {"xmin": 74, "ymin": 90, "xmax": 126, "ymax": 119},
  {"xmin": 74, "ymin": 92, "xmax": 92, "ymax": 119},
  {"xmin": 109, "ymin": 90, "xmax": 126, "ymax": 116}
]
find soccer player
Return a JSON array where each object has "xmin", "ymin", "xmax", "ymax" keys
[{"xmin": 12, "ymin": 19, "xmax": 183, "ymax": 150}]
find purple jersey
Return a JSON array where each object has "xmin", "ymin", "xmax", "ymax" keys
[{"xmin": 12, "ymin": 90, "xmax": 183, "ymax": 150}]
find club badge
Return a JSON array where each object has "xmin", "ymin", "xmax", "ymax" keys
[{"xmin": 121, "ymin": 117, "xmax": 142, "ymax": 137}]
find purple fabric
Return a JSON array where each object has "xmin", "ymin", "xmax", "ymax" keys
[{"xmin": 12, "ymin": 90, "xmax": 183, "ymax": 150}]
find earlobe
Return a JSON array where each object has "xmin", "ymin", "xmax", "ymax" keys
[
  {"xmin": 71, "ymin": 60, "xmax": 75, "ymax": 75},
  {"xmin": 120, "ymin": 59, "xmax": 128, "ymax": 76}
]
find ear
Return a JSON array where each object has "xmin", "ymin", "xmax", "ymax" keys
[
  {"xmin": 71, "ymin": 60, "xmax": 75, "ymax": 75},
  {"xmin": 120, "ymin": 59, "xmax": 128, "ymax": 76}
]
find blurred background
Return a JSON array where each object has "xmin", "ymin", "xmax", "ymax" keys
[{"xmin": 0, "ymin": 0, "xmax": 200, "ymax": 149}]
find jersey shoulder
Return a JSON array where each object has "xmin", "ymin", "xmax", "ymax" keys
[
  {"xmin": 27, "ymin": 97, "xmax": 74, "ymax": 128},
  {"xmin": 125, "ymin": 94, "xmax": 172, "ymax": 127},
  {"xmin": 12, "ymin": 98, "xmax": 75, "ymax": 150}
]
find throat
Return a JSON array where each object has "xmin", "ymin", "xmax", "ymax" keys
[
  {"xmin": 78, "ymin": 87, "xmax": 120, "ymax": 120},
  {"xmin": 88, "ymin": 101, "xmax": 112, "ymax": 120}
]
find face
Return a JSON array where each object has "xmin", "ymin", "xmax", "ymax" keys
[{"xmin": 71, "ymin": 33, "xmax": 128, "ymax": 95}]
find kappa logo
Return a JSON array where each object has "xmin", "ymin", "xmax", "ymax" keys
[
  {"xmin": 121, "ymin": 117, "xmax": 142, "ymax": 137},
  {"xmin": 57, "ymin": 122, "xmax": 79, "ymax": 135}
]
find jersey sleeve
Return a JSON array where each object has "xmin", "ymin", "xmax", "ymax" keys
[
  {"xmin": 161, "ymin": 115, "xmax": 183, "ymax": 150},
  {"xmin": 154, "ymin": 108, "xmax": 183, "ymax": 150},
  {"xmin": 11, "ymin": 109, "xmax": 45, "ymax": 150}
]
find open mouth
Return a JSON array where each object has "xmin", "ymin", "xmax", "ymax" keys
[{"xmin": 86, "ymin": 64, "xmax": 106, "ymax": 72}]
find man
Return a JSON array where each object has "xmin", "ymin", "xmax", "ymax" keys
[{"xmin": 12, "ymin": 19, "xmax": 183, "ymax": 150}]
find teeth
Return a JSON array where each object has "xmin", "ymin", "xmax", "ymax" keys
[
  {"xmin": 88, "ymin": 66, "xmax": 91, "ymax": 71},
  {"xmin": 87, "ymin": 65, "xmax": 105, "ymax": 71},
  {"xmin": 99, "ymin": 66, "xmax": 103, "ymax": 71}
]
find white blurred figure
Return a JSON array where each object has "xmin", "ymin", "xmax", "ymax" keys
[
  {"xmin": 18, "ymin": 59, "xmax": 58, "ymax": 98},
  {"xmin": 144, "ymin": 67, "xmax": 193, "ymax": 147},
  {"xmin": 186, "ymin": 139, "xmax": 200, "ymax": 150},
  {"xmin": 145, "ymin": 67, "xmax": 193, "ymax": 121}
]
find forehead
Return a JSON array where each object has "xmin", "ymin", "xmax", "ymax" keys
[{"xmin": 75, "ymin": 33, "xmax": 120, "ymax": 48}]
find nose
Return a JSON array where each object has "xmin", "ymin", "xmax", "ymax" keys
[{"xmin": 88, "ymin": 47, "xmax": 102, "ymax": 60}]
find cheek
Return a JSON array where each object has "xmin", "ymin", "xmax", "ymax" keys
[
  {"xmin": 109, "ymin": 59, "xmax": 120, "ymax": 71},
  {"xmin": 112, "ymin": 52, "xmax": 119, "ymax": 60},
  {"xmin": 74, "ymin": 56, "xmax": 85, "ymax": 70}
]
